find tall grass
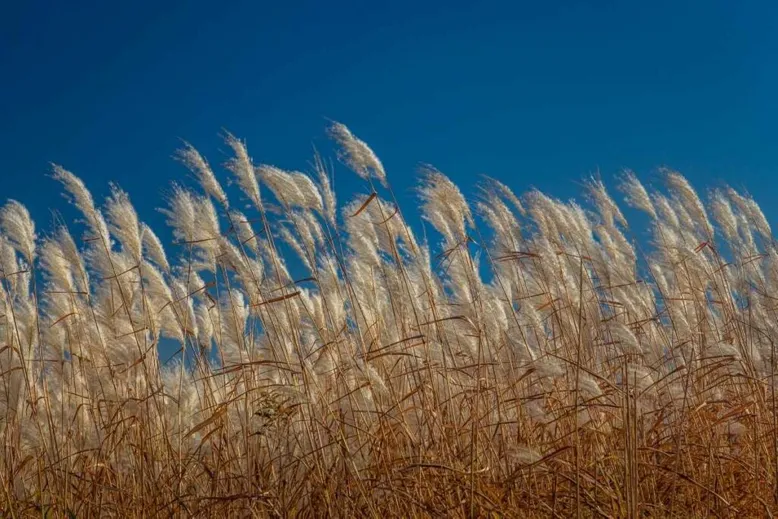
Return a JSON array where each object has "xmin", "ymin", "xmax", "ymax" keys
[{"xmin": 1, "ymin": 124, "xmax": 777, "ymax": 517}]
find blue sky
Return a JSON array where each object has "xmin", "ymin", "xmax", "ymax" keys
[{"xmin": 2, "ymin": 0, "xmax": 777, "ymax": 243}]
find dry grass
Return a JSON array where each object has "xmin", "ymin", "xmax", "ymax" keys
[{"xmin": 1, "ymin": 125, "xmax": 777, "ymax": 517}]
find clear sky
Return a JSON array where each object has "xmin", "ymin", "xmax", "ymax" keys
[{"xmin": 2, "ymin": 0, "xmax": 777, "ymax": 240}]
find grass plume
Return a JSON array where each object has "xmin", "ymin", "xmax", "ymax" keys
[{"xmin": 1, "ymin": 123, "xmax": 778, "ymax": 517}]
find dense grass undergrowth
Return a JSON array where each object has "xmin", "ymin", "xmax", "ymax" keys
[{"xmin": 2, "ymin": 123, "xmax": 778, "ymax": 517}]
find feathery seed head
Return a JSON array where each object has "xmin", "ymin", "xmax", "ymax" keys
[
  {"xmin": 223, "ymin": 132, "xmax": 262, "ymax": 210},
  {"xmin": 328, "ymin": 122, "xmax": 387, "ymax": 186},
  {"xmin": 618, "ymin": 170, "xmax": 657, "ymax": 219},
  {"xmin": 176, "ymin": 142, "xmax": 228, "ymax": 207},
  {"xmin": 418, "ymin": 166, "xmax": 473, "ymax": 245},
  {"xmin": 0, "ymin": 200, "xmax": 36, "ymax": 264}
]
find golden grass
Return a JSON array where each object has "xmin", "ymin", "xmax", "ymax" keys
[{"xmin": 1, "ymin": 127, "xmax": 777, "ymax": 517}]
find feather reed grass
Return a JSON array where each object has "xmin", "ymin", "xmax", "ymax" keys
[{"xmin": 1, "ymin": 123, "xmax": 777, "ymax": 517}]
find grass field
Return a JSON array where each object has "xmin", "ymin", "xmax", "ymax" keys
[{"xmin": 1, "ymin": 123, "xmax": 777, "ymax": 517}]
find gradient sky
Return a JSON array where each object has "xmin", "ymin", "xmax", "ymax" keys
[{"xmin": 2, "ymin": 0, "xmax": 777, "ymax": 243}]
